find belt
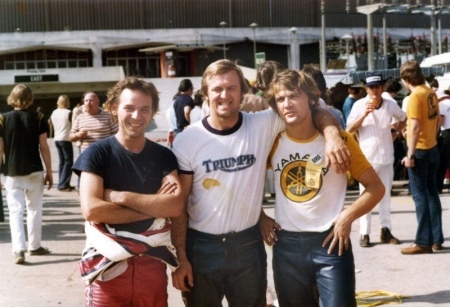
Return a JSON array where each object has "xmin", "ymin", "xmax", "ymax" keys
[{"xmin": 187, "ymin": 224, "xmax": 259, "ymax": 242}]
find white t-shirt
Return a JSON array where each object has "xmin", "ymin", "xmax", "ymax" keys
[
  {"xmin": 172, "ymin": 110, "xmax": 284, "ymax": 234},
  {"xmin": 50, "ymin": 108, "xmax": 72, "ymax": 141},
  {"xmin": 402, "ymin": 96, "xmax": 409, "ymax": 113},
  {"xmin": 270, "ymin": 130, "xmax": 371, "ymax": 232},
  {"xmin": 347, "ymin": 95, "xmax": 406, "ymax": 165},
  {"xmin": 165, "ymin": 100, "xmax": 177, "ymax": 132},
  {"xmin": 190, "ymin": 106, "xmax": 202, "ymax": 124},
  {"xmin": 201, "ymin": 101, "xmax": 210, "ymax": 118},
  {"xmin": 440, "ymin": 98, "xmax": 450, "ymax": 130}
]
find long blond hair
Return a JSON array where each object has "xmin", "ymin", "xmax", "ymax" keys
[
  {"xmin": 7, "ymin": 84, "xmax": 34, "ymax": 108},
  {"xmin": 56, "ymin": 95, "xmax": 70, "ymax": 108}
]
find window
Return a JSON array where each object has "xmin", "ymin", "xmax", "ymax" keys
[
  {"xmin": 105, "ymin": 48, "xmax": 160, "ymax": 78},
  {"xmin": 5, "ymin": 62, "xmax": 14, "ymax": 70},
  {"xmin": 0, "ymin": 49, "xmax": 91, "ymax": 70}
]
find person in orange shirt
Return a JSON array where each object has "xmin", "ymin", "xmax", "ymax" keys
[{"xmin": 400, "ymin": 60, "xmax": 444, "ymax": 254}]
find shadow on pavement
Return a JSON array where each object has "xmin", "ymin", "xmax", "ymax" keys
[
  {"xmin": 403, "ymin": 290, "xmax": 450, "ymax": 304},
  {"xmin": 19, "ymin": 257, "xmax": 81, "ymax": 266}
]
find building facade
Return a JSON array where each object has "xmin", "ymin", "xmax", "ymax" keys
[{"xmin": 0, "ymin": 0, "xmax": 449, "ymax": 116}]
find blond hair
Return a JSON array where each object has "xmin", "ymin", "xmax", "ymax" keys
[
  {"xmin": 56, "ymin": 95, "xmax": 70, "ymax": 109},
  {"xmin": 200, "ymin": 60, "xmax": 248, "ymax": 102},
  {"xmin": 267, "ymin": 70, "xmax": 321, "ymax": 114},
  {"xmin": 7, "ymin": 84, "xmax": 34, "ymax": 108}
]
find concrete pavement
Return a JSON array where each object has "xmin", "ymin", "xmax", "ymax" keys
[{"xmin": 1, "ymin": 138, "xmax": 449, "ymax": 306}]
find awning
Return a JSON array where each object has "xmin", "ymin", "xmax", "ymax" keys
[
  {"xmin": 350, "ymin": 67, "xmax": 444, "ymax": 83},
  {"xmin": 139, "ymin": 44, "xmax": 225, "ymax": 54},
  {"xmin": 0, "ymin": 45, "xmax": 90, "ymax": 55},
  {"xmin": 103, "ymin": 42, "xmax": 167, "ymax": 52}
]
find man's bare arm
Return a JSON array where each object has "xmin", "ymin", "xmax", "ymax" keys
[
  {"xmin": 103, "ymin": 169, "xmax": 184, "ymax": 218},
  {"xmin": 171, "ymin": 174, "xmax": 194, "ymax": 292},
  {"xmin": 69, "ymin": 130, "xmax": 87, "ymax": 142},
  {"xmin": 184, "ymin": 106, "xmax": 191, "ymax": 124},
  {"xmin": 0, "ymin": 137, "xmax": 3, "ymax": 189},
  {"xmin": 80, "ymin": 171, "xmax": 151, "ymax": 224},
  {"xmin": 258, "ymin": 209, "xmax": 281, "ymax": 246},
  {"xmin": 346, "ymin": 107, "xmax": 372, "ymax": 134},
  {"xmin": 393, "ymin": 119, "xmax": 407, "ymax": 134},
  {"xmin": 39, "ymin": 133, "xmax": 53, "ymax": 190},
  {"xmin": 312, "ymin": 107, "xmax": 352, "ymax": 173},
  {"xmin": 323, "ymin": 167, "xmax": 385, "ymax": 255},
  {"xmin": 402, "ymin": 118, "xmax": 420, "ymax": 168}
]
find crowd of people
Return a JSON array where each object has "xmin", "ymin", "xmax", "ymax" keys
[{"xmin": 0, "ymin": 58, "xmax": 446, "ymax": 306}]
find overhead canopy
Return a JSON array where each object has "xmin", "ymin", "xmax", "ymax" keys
[
  {"xmin": 350, "ymin": 67, "xmax": 444, "ymax": 83},
  {"xmin": 0, "ymin": 44, "xmax": 90, "ymax": 55},
  {"xmin": 103, "ymin": 42, "xmax": 173, "ymax": 52},
  {"xmin": 322, "ymin": 66, "xmax": 445, "ymax": 89},
  {"xmin": 139, "ymin": 43, "xmax": 225, "ymax": 54}
]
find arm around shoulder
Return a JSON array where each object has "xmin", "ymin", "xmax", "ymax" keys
[{"xmin": 312, "ymin": 107, "xmax": 352, "ymax": 174}]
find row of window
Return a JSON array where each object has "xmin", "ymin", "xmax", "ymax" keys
[
  {"xmin": 3, "ymin": 50, "xmax": 90, "ymax": 61},
  {"xmin": 4, "ymin": 60, "xmax": 88, "ymax": 70},
  {"xmin": 0, "ymin": 49, "xmax": 166, "ymax": 78}
]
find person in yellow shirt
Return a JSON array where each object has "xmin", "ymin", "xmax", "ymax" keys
[
  {"xmin": 400, "ymin": 60, "xmax": 444, "ymax": 254},
  {"xmin": 259, "ymin": 69, "xmax": 385, "ymax": 306}
]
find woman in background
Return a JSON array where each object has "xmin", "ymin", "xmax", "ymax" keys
[{"xmin": 49, "ymin": 95, "xmax": 74, "ymax": 192}]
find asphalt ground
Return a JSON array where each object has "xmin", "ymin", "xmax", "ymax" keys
[{"xmin": 1, "ymin": 137, "xmax": 449, "ymax": 306}]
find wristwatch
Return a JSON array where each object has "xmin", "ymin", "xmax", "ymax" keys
[{"xmin": 407, "ymin": 154, "xmax": 415, "ymax": 160}]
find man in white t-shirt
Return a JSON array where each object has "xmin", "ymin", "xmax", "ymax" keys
[
  {"xmin": 347, "ymin": 72, "xmax": 406, "ymax": 248},
  {"xmin": 260, "ymin": 69, "xmax": 384, "ymax": 306},
  {"xmin": 436, "ymin": 90, "xmax": 450, "ymax": 193},
  {"xmin": 170, "ymin": 60, "xmax": 352, "ymax": 307},
  {"xmin": 49, "ymin": 95, "xmax": 73, "ymax": 191}
]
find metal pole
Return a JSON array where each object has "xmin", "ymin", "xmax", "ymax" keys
[
  {"xmin": 253, "ymin": 29, "xmax": 256, "ymax": 68},
  {"xmin": 228, "ymin": 0, "xmax": 232, "ymax": 27},
  {"xmin": 290, "ymin": 27, "xmax": 298, "ymax": 69},
  {"xmin": 438, "ymin": 15, "xmax": 442, "ymax": 54},
  {"xmin": 356, "ymin": 4, "xmax": 382, "ymax": 71},
  {"xmin": 383, "ymin": 14, "xmax": 387, "ymax": 57},
  {"xmin": 320, "ymin": 0, "xmax": 327, "ymax": 72},
  {"xmin": 346, "ymin": 40, "xmax": 350, "ymax": 74},
  {"xmin": 250, "ymin": 23, "xmax": 258, "ymax": 68},
  {"xmin": 269, "ymin": 0, "xmax": 273, "ymax": 28},
  {"xmin": 431, "ymin": 13, "xmax": 436, "ymax": 56},
  {"xmin": 220, "ymin": 21, "xmax": 227, "ymax": 59},
  {"xmin": 367, "ymin": 13, "xmax": 374, "ymax": 71}
]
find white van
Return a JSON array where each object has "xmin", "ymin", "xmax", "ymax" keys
[{"xmin": 420, "ymin": 52, "xmax": 450, "ymax": 90}]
